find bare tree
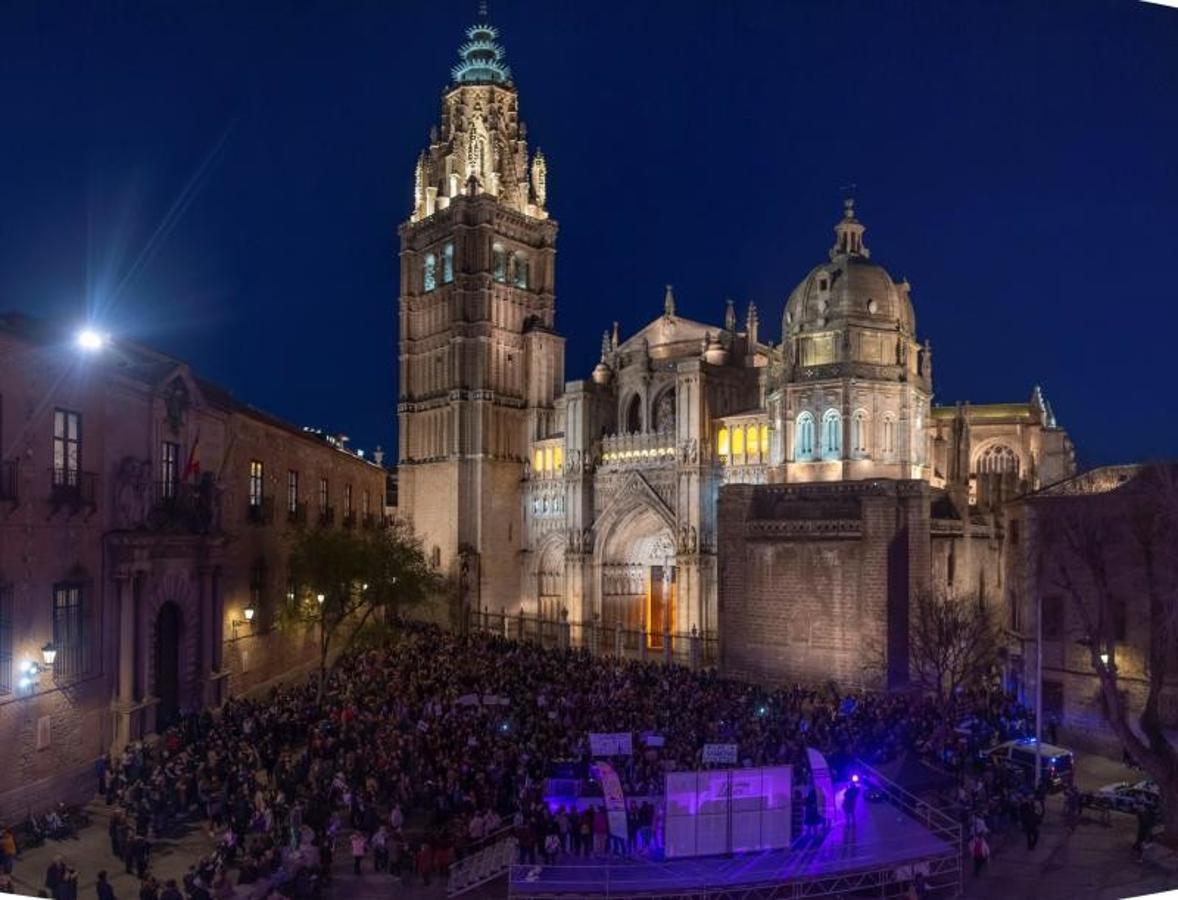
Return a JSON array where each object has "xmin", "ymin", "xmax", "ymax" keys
[
  {"xmin": 281, "ymin": 518, "xmax": 442, "ymax": 702},
  {"xmin": 1041, "ymin": 463, "xmax": 1178, "ymax": 847},
  {"xmin": 908, "ymin": 590, "xmax": 1002, "ymax": 700}
]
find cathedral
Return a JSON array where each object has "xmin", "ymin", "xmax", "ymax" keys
[{"xmin": 396, "ymin": 11, "xmax": 1076, "ymax": 687}]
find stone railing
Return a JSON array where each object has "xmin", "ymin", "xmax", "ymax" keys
[{"xmin": 599, "ymin": 431, "xmax": 677, "ymax": 468}]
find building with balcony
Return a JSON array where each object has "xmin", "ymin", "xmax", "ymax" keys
[{"xmin": 0, "ymin": 314, "xmax": 386, "ymax": 816}]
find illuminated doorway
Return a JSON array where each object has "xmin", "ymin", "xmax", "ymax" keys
[{"xmin": 647, "ymin": 565, "xmax": 676, "ymax": 648}]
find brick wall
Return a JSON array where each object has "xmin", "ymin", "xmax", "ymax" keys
[{"xmin": 718, "ymin": 480, "xmax": 931, "ymax": 690}]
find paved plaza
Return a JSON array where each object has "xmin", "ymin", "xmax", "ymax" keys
[{"xmin": 3, "ymin": 754, "xmax": 1174, "ymax": 900}]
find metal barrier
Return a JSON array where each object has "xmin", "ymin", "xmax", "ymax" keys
[
  {"xmin": 471, "ymin": 608, "xmax": 719, "ymax": 670},
  {"xmin": 448, "ymin": 833, "xmax": 519, "ymax": 896}
]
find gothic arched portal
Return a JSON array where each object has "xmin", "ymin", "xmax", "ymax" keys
[{"xmin": 597, "ymin": 501, "xmax": 677, "ymax": 648}]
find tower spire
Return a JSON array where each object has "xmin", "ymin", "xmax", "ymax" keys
[
  {"xmin": 663, "ymin": 284, "xmax": 676, "ymax": 318},
  {"xmin": 452, "ymin": 6, "xmax": 512, "ymax": 85}
]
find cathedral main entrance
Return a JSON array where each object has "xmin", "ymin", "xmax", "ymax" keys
[{"xmin": 598, "ymin": 504, "xmax": 677, "ymax": 648}]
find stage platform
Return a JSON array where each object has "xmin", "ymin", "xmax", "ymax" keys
[{"xmin": 509, "ymin": 776, "xmax": 962, "ymax": 899}]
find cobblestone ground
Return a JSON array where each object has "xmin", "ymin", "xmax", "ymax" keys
[
  {"xmin": 3, "ymin": 799, "xmax": 451, "ymax": 900},
  {"xmin": 5, "ymin": 753, "xmax": 1175, "ymax": 899},
  {"xmin": 961, "ymin": 754, "xmax": 1178, "ymax": 900}
]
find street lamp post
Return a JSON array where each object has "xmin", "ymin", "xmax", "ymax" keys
[{"xmin": 1035, "ymin": 586, "xmax": 1043, "ymax": 789}]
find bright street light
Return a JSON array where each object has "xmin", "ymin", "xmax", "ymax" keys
[{"xmin": 76, "ymin": 328, "xmax": 108, "ymax": 352}]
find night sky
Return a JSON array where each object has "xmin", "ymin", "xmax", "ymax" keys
[{"xmin": 2, "ymin": 1, "xmax": 1176, "ymax": 467}]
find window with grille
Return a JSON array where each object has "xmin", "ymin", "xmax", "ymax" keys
[
  {"xmin": 287, "ymin": 470, "xmax": 299, "ymax": 513},
  {"xmin": 0, "ymin": 583, "xmax": 12, "ymax": 693},
  {"xmin": 344, "ymin": 484, "xmax": 352, "ymax": 518},
  {"xmin": 249, "ymin": 460, "xmax": 264, "ymax": 507},
  {"xmin": 52, "ymin": 582, "xmax": 89, "ymax": 680},
  {"xmin": 319, "ymin": 477, "xmax": 328, "ymax": 513},
  {"xmin": 53, "ymin": 409, "xmax": 81, "ymax": 486},
  {"xmin": 362, "ymin": 490, "xmax": 370, "ymax": 517},
  {"xmin": 160, "ymin": 441, "xmax": 180, "ymax": 499}
]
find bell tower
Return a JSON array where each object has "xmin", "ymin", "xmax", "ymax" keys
[{"xmin": 397, "ymin": 7, "xmax": 563, "ymax": 616}]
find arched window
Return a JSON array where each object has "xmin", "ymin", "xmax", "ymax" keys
[
  {"xmin": 492, "ymin": 244, "xmax": 507, "ymax": 282},
  {"xmin": 533, "ymin": 448, "xmax": 543, "ymax": 473},
  {"xmin": 851, "ymin": 410, "xmax": 869, "ymax": 455},
  {"xmin": 442, "ymin": 242, "xmax": 454, "ymax": 284},
  {"xmin": 822, "ymin": 409, "xmax": 842, "ymax": 459},
  {"xmin": 732, "ymin": 425, "xmax": 745, "ymax": 458},
  {"xmin": 513, "ymin": 252, "xmax": 529, "ymax": 289},
  {"xmin": 553, "ymin": 446, "xmax": 563, "ymax": 472},
  {"xmin": 746, "ymin": 424, "xmax": 759, "ymax": 460},
  {"xmin": 759, "ymin": 424, "xmax": 769, "ymax": 461},
  {"xmin": 977, "ymin": 444, "xmax": 1020, "ymax": 475},
  {"xmin": 795, "ymin": 412, "xmax": 815, "ymax": 461},
  {"xmin": 717, "ymin": 426, "xmax": 729, "ymax": 457},
  {"xmin": 881, "ymin": 415, "xmax": 896, "ymax": 455},
  {"xmin": 423, "ymin": 253, "xmax": 437, "ymax": 291},
  {"xmin": 544, "ymin": 446, "xmax": 553, "ymax": 473},
  {"xmin": 624, "ymin": 394, "xmax": 642, "ymax": 433}
]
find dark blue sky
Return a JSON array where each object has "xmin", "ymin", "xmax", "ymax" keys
[{"xmin": 2, "ymin": 1, "xmax": 1176, "ymax": 466}]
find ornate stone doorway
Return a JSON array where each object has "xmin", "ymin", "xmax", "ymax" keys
[
  {"xmin": 598, "ymin": 504, "xmax": 676, "ymax": 643},
  {"xmin": 154, "ymin": 602, "xmax": 183, "ymax": 731}
]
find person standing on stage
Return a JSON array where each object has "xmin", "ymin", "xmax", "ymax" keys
[{"xmin": 842, "ymin": 780, "xmax": 860, "ymax": 826}]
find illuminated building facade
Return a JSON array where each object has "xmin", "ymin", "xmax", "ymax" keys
[
  {"xmin": 398, "ymin": 10, "xmax": 1077, "ymax": 684},
  {"xmin": 0, "ymin": 314, "xmax": 386, "ymax": 815}
]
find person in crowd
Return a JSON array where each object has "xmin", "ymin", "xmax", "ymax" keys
[
  {"xmin": 1133, "ymin": 802, "xmax": 1157, "ymax": 862},
  {"xmin": 95, "ymin": 870, "xmax": 116, "ymax": 900},
  {"xmin": 349, "ymin": 830, "xmax": 367, "ymax": 875},
  {"xmin": 0, "ymin": 824, "xmax": 15, "ymax": 875},
  {"xmin": 1020, "ymin": 796, "xmax": 1042, "ymax": 850},
  {"xmin": 970, "ymin": 831, "xmax": 990, "ymax": 876},
  {"xmin": 45, "ymin": 855, "xmax": 66, "ymax": 898}
]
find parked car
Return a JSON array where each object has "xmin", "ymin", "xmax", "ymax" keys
[
  {"xmin": 979, "ymin": 738, "xmax": 1075, "ymax": 792},
  {"xmin": 1090, "ymin": 779, "xmax": 1160, "ymax": 813}
]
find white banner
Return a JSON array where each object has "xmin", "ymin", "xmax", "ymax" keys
[
  {"xmin": 806, "ymin": 747, "xmax": 836, "ymax": 826},
  {"xmin": 455, "ymin": 693, "xmax": 480, "ymax": 707},
  {"xmin": 702, "ymin": 743, "xmax": 738, "ymax": 764},
  {"xmin": 591, "ymin": 761, "xmax": 630, "ymax": 842},
  {"xmin": 589, "ymin": 732, "xmax": 633, "ymax": 756}
]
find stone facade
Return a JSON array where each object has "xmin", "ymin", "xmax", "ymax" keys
[
  {"xmin": 1004, "ymin": 467, "xmax": 1178, "ymax": 755},
  {"xmin": 0, "ymin": 314, "xmax": 385, "ymax": 818},
  {"xmin": 398, "ymin": 11, "xmax": 1079, "ymax": 683},
  {"xmin": 396, "ymin": 15, "xmax": 560, "ymax": 616}
]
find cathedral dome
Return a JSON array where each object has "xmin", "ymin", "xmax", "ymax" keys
[{"xmin": 782, "ymin": 200, "xmax": 916, "ymax": 338}]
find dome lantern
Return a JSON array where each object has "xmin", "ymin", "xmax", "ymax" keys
[{"xmin": 830, "ymin": 196, "xmax": 869, "ymax": 260}]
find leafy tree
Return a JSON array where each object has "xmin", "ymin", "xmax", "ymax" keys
[
  {"xmin": 282, "ymin": 518, "xmax": 442, "ymax": 701},
  {"xmin": 908, "ymin": 590, "xmax": 1002, "ymax": 700}
]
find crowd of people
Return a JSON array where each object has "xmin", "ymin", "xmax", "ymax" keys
[{"xmin": 0, "ymin": 621, "xmax": 1090, "ymax": 899}]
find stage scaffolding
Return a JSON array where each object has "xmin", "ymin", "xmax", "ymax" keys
[{"xmin": 507, "ymin": 761, "xmax": 963, "ymax": 900}]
